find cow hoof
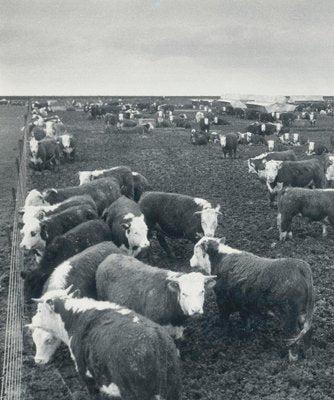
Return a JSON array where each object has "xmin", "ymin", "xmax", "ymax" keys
[{"xmin": 288, "ymin": 349, "xmax": 298, "ymax": 362}]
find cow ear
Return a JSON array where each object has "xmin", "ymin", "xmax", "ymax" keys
[
  {"xmin": 40, "ymin": 224, "xmax": 48, "ymax": 240},
  {"xmin": 121, "ymin": 222, "xmax": 130, "ymax": 230},
  {"xmin": 219, "ymin": 237, "xmax": 226, "ymax": 244},
  {"xmin": 24, "ymin": 323, "xmax": 34, "ymax": 332},
  {"xmin": 204, "ymin": 275, "xmax": 217, "ymax": 289},
  {"xmin": 167, "ymin": 281, "xmax": 180, "ymax": 293},
  {"xmin": 37, "ymin": 210, "xmax": 46, "ymax": 220},
  {"xmin": 18, "ymin": 221, "xmax": 24, "ymax": 230}
]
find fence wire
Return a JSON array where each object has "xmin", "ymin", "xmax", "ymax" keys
[{"xmin": 0, "ymin": 102, "xmax": 30, "ymax": 400}]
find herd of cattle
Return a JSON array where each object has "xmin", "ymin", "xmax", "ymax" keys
[{"xmin": 20, "ymin": 104, "xmax": 334, "ymax": 399}]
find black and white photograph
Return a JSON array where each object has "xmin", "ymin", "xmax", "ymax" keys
[{"xmin": 1, "ymin": 0, "xmax": 334, "ymax": 399}]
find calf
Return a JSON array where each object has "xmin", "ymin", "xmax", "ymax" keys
[
  {"xmin": 29, "ymin": 290, "xmax": 181, "ymax": 400},
  {"xmin": 102, "ymin": 196, "xmax": 149, "ymax": 256},
  {"xmin": 59, "ymin": 134, "xmax": 75, "ymax": 161},
  {"xmin": 27, "ymin": 242, "xmax": 125, "ymax": 364},
  {"xmin": 220, "ymin": 133, "xmax": 238, "ymax": 158},
  {"xmin": 277, "ymin": 187, "xmax": 334, "ymax": 240},
  {"xmin": 190, "ymin": 236, "xmax": 314, "ymax": 361},
  {"xmin": 263, "ymin": 158, "xmax": 326, "ymax": 205},
  {"xmin": 78, "ymin": 166, "xmax": 134, "ymax": 199},
  {"xmin": 96, "ymin": 254, "xmax": 216, "ymax": 338},
  {"xmin": 139, "ymin": 192, "xmax": 221, "ymax": 256},
  {"xmin": 28, "ymin": 177, "xmax": 122, "ymax": 215},
  {"xmin": 21, "ymin": 220, "xmax": 113, "ymax": 300},
  {"xmin": 29, "ymin": 138, "xmax": 60, "ymax": 171}
]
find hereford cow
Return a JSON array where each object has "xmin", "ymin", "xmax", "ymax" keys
[
  {"xmin": 29, "ymin": 137, "xmax": 60, "ymax": 171},
  {"xmin": 139, "ymin": 192, "xmax": 221, "ymax": 257},
  {"xmin": 96, "ymin": 254, "xmax": 216, "ymax": 338},
  {"xmin": 277, "ymin": 187, "xmax": 334, "ymax": 240},
  {"xmin": 220, "ymin": 133, "xmax": 238, "ymax": 158},
  {"xmin": 58, "ymin": 134, "xmax": 75, "ymax": 161},
  {"xmin": 28, "ymin": 289, "xmax": 181, "ymax": 399},
  {"xmin": 102, "ymin": 196, "xmax": 149, "ymax": 256},
  {"xmin": 190, "ymin": 236, "xmax": 314, "ymax": 361},
  {"xmin": 248, "ymin": 150, "xmax": 297, "ymax": 177}
]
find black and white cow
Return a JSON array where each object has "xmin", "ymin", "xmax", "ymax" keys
[
  {"xmin": 139, "ymin": 192, "xmax": 221, "ymax": 257},
  {"xmin": 277, "ymin": 187, "xmax": 334, "ymax": 240},
  {"xmin": 78, "ymin": 166, "xmax": 134, "ymax": 199},
  {"xmin": 26, "ymin": 241, "xmax": 126, "ymax": 364},
  {"xmin": 190, "ymin": 236, "xmax": 314, "ymax": 361},
  {"xmin": 25, "ymin": 177, "xmax": 122, "ymax": 215},
  {"xmin": 219, "ymin": 133, "xmax": 238, "ymax": 158},
  {"xmin": 29, "ymin": 289, "xmax": 181, "ymax": 399},
  {"xmin": 58, "ymin": 134, "xmax": 75, "ymax": 161},
  {"xmin": 21, "ymin": 220, "xmax": 113, "ymax": 300},
  {"xmin": 29, "ymin": 137, "xmax": 60, "ymax": 171},
  {"xmin": 96, "ymin": 254, "xmax": 216, "ymax": 338},
  {"xmin": 102, "ymin": 196, "xmax": 149, "ymax": 256}
]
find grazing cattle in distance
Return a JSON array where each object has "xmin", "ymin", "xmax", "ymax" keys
[
  {"xmin": 131, "ymin": 172, "xmax": 151, "ymax": 202},
  {"xmin": 263, "ymin": 158, "xmax": 326, "ymax": 205},
  {"xmin": 29, "ymin": 138, "xmax": 60, "ymax": 171},
  {"xmin": 248, "ymin": 150, "xmax": 297, "ymax": 178},
  {"xmin": 20, "ymin": 203, "xmax": 98, "ymax": 252},
  {"xmin": 58, "ymin": 134, "xmax": 75, "ymax": 161},
  {"xmin": 29, "ymin": 290, "xmax": 181, "ymax": 400},
  {"xmin": 190, "ymin": 236, "xmax": 314, "ymax": 362},
  {"xmin": 78, "ymin": 165, "xmax": 134, "ymax": 199},
  {"xmin": 26, "ymin": 177, "xmax": 122, "ymax": 215},
  {"xmin": 139, "ymin": 192, "xmax": 221, "ymax": 257},
  {"xmin": 306, "ymin": 141, "xmax": 328, "ymax": 156},
  {"xmin": 102, "ymin": 196, "xmax": 149, "ymax": 256},
  {"xmin": 190, "ymin": 129, "xmax": 208, "ymax": 145},
  {"xmin": 220, "ymin": 133, "xmax": 238, "ymax": 158},
  {"xmin": 96, "ymin": 254, "xmax": 216, "ymax": 338},
  {"xmin": 27, "ymin": 241, "xmax": 126, "ymax": 364},
  {"xmin": 277, "ymin": 187, "xmax": 334, "ymax": 240},
  {"xmin": 21, "ymin": 220, "xmax": 113, "ymax": 300}
]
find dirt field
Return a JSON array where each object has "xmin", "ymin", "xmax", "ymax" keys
[{"xmin": 18, "ymin": 109, "xmax": 334, "ymax": 399}]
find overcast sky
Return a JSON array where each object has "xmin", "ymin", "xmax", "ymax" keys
[{"xmin": 1, "ymin": 0, "xmax": 333, "ymax": 96}]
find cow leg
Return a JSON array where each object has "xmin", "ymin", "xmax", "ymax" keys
[
  {"xmin": 156, "ymin": 230, "xmax": 175, "ymax": 258},
  {"xmin": 302, "ymin": 326, "xmax": 313, "ymax": 359},
  {"xmin": 282, "ymin": 304, "xmax": 300, "ymax": 362},
  {"xmin": 277, "ymin": 212, "xmax": 292, "ymax": 241}
]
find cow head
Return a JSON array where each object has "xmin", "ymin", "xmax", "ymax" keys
[
  {"xmin": 308, "ymin": 141, "xmax": 315, "ymax": 154},
  {"xmin": 78, "ymin": 171, "xmax": 93, "ymax": 185},
  {"xmin": 121, "ymin": 213, "xmax": 149, "ymax": 256},
  {"xmin": 219, "ymin": 135, "xmax": 226, "ymax": 147},
  {"xmin": 264, "ymin": 160, "xmax": 283, "ymax": 183},
  {"xmin": 248, "ymin": 153, "xmax": 267, "ymax": 175},
  {"xmin": 24, "ymin": 189, "xmax": 45, "ymax": 207},
  {"xmin": 29, "ymin": 137, "xmax": 39, "ymax": 157},
  {"xmin": 194, "ymin": 205, "xmax": 221, "ymax": 237},
  {"xmin": 19, "ymin": 218, "xmax": 46, "ymax": 251},
  {"xmin": 167, "ymin": 272, "xmax": 216, "ymax": 316},
  {"xmin": 61, "ymin": 134, "xmax": 72, "ymax": 149},
  {"xmin": 26, "ymin": 325, "xmax": 61, "ymax": 364},
  {"xmin": 267, "ymin": 140, "xmax": 275, "ymax": 152},
  {"xmin": 284, "ymin": 133, "xmax": 290, "ymax": 141},
  {"xmin": 293, "ymin": 133, "xmax": 299, "ymax": 143},
  {"xmin": 246, "ymin": 132, "xmax": 253, "ymax": 142}
]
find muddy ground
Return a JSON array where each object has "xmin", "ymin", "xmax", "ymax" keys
[{"xmin": 17, "ymin": 110, "xmax": 334, "ymax": 399}]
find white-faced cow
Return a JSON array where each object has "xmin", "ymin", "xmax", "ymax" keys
[
  {"xmin": 190, "ymin": 236, "xmax": 314, "ymax": 362},
  {"xmin": 96, "ymin": 254, "xmax": 216, "ymax": 338},
  {"xmin": 28, "ymin": 289, "xmax": 181, "ymax": 399}
]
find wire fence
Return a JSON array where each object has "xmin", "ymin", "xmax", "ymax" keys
[{"xmin": 0, "ymin": 101, "xmax": 30, "ymax": 400}]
